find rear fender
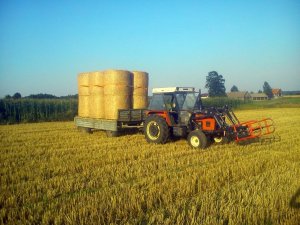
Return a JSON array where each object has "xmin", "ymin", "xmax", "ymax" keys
[{"xmin": 145, "ymin": 110, "xmax": 172, "ymax": 126}]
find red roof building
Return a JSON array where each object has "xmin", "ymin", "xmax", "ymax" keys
[{"xmin": 272, "ymin": 89, "xmax": 282, "ymax": 97}]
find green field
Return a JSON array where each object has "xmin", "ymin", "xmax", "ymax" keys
[
  {"xmin": 238, "ymin": 96, "xmax": 300, "ymax": 109},
  {"xmin": 202, "ymin": 96, "xmax": 300, "ymax": 110},
  {"xmin": 0, "ymin": 108, "xmax": 300, "ymax": 224}
]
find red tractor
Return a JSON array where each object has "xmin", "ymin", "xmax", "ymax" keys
[{"xmin": 143, "ymin": 87, "xmax": 275, "ymax": 148}]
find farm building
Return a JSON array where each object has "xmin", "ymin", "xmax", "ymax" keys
[
  {"xmin": 226, "ymin": 91, "xmax": 251, "ymax": 101},
  {"xmin": 250, "ymin": 93, "xmax": 268, "ymax": 101},
  {"xmin": 201, "ymin": 93, "xmax": 209, "ymax": 99},
  {"xmin": 272, "ymin": 88, "xmax": 282, "ymax": 98}
]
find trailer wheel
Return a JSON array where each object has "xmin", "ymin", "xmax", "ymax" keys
[
  {"xmin": 106, "ymin": 130, "xmax": 119, "ymax": 137},
  {"xmin": 187, "ymin": 130, "xmax": 208, "ymax": 149},
  {"xmin": 144, "ymin": 115, "xmax": 169, "ymax": 144},
  {"xmin": 78, "ymin": 127, "xmax": 92, "ymax": 134},
  {"xmin": 213, "ymin": 136, "xmax": 230, "ymax": 144}
]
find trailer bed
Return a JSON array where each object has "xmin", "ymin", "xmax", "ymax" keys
[
  {"xmin": 74, "ymin": 109, "xmax": 146, "ymax": 132},
  {"xmin": 74, "ymin": 116, "xmax": 118, "ymax": 131}
]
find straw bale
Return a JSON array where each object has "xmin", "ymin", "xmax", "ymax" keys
[
  {"xmin": 78, "ymin": 95, "xmax": 89, "ymax": 117},
  {"xmin": 104, "ymin": 85, "xmax": 132, "ymax": 96},
  {"xmin": 78, "ymin": 86, "xmax": 90, "ymax": 96},
  {"xmin": 78, "ymin": 73, "xmax": 89, "ymax": 86},
  {"xmin": 90, "ymin": 86, "xmax": 104, "ymax": 96},
  {"xmin": 89, "ymin": 94, "xmax": 105, "ymax": 118},
  {"xmin": 133, "ymin": 95, "xmax": 148, "ymax": 109},
  {"xmin": 89, "ymin": 71, "xmax": 104, "ymax": 86},
  {"xmin": 103, "ymin": 70, "xmax": 133, "ymax": 86},
  {"xmin": 132, "ymin": 71, "xmax": 149, "ymax": 88},
  {"xmin": 133, "ymin": 87, "xmax": 148, "ymax": 96},
  {"xmin": 104, "ymin": 95, "xmax": 132, "ymax": 120}
]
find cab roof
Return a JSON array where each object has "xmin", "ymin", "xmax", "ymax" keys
[{"xmin": 152, "ymin": 87, "xmax": 195, "ymax": 94}]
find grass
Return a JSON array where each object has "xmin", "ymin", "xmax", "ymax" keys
[
  {"xmin": 202, "ymin": 96, "xmax": 300, "ymax": 110},
  {"xmin": 0, "ymin": 108, "xmax": 300, "ymax": 224},
  {"xmin": 238, "ymin": 97, "xmax": 300, "ymax": 110}
]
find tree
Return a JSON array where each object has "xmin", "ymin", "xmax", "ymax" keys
[
  {"xmin": 258, "ymin": 90, "xmax": 262, "ymax": 93},
  {"xmin": 263, "ymin": 82, "xmax": 273, "ymax": 99},
  {"xmin": 230, "ymin": 85, "xmax": 239, "ymax": 92},
  {"xmin": 13, "ymin": 92, "xmax": 22, "ymax": 99},
  {"xmin": 4, "ymin": 95, "xmax": 12, "ymax": 99},
  {"xmin": 205, "ymin": 71, "xmax": 226, "ymax": 97}
]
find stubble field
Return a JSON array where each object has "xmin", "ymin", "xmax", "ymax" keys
[{"xmin": 0, "ymin": 108, "xmax": 300, "ymax": 224}]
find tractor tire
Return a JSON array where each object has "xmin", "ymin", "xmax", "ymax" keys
[
  {"xmin": 144, "ymin": 115, "xmax": 169, "ymax": 144},
  {"xmin": 187, "ymin": 130, "xmax": 208, "ymax": 149},
  {"xmin": 213, "ymin": 136, "xmax": 230, "ymax": 145}
]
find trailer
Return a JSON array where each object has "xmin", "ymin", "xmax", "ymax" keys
[{"xmin": 74, "ymin": 109, "xmax": 146, "ymax": 136}]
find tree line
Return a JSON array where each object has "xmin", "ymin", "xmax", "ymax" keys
[{"xmin": 205, "ymin": 71, "xmax": 274, "ymax": 98}]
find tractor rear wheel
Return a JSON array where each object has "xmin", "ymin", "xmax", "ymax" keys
[
  {"xmin": 187, "ymin": 130, "xmax": 208, "ymax": 149},
  {"xmin": 144, "ymin": 115, "xmax": 169, "ymax": 144}
]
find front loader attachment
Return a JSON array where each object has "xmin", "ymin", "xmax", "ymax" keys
[
  {"xmin": 201, "ymin": 106, "xmax": 276, "ymax": 144},
  {"xmin": 233, "ymin": 118, "xmax": 275, "ymax": 142}
]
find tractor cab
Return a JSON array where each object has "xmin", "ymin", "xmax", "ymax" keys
[{"xmin": 148, "ymin": 87, "xmax": 202, "ymax": 125}]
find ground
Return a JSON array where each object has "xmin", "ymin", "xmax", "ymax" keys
[{"xmin": 0, "ymin": 108, "xmax": 300, "ymax": 224}]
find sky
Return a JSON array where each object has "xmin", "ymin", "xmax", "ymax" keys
[{"xmin": 0, "ymin": 0, "xmax": 300, "ymax": 97}]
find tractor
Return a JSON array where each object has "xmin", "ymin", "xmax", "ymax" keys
[{"xmin": 143, "ymin": 87, "xmax": 275, "ymax": 148}]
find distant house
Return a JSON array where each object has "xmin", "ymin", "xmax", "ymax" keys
[
  {"xmin": 250, "ymin": 93, "xmax": 268, "ymax": 101},
  {"xmin": 272, "ymin": 88, "xmax": 282, "ymax": 98},
  {"xmin": 201, "ymin": 93, "xmax": 209, "ymax": 99},
  {"xmin": 226, "ymin": 91, "xmax": 251, "ymax": 101}
]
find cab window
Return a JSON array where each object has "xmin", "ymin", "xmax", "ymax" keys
[{"xmin": 148, "ymin": 94, "xmax": 164, "ymax": 110}]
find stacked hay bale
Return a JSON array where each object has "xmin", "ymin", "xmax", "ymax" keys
[
  {"xmin": 132, "ymin": 71, "xmax": 149, "ymax": 109},
  {"xmin": 103, "ymin": 70, "xmax": 133, "ymax": 120},
  {"xmin": 89, "ymin": 71, "xmax": 104, "ymax": 118},
  {"xmin": 78, "ymin": 69, "xmax": 149, "ymax": 119},
  {"xmin": 78, "ymin": 73, "xmax": 90, "ymax": 117}
]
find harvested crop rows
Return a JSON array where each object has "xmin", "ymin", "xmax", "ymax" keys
[{"xmin": 0, "ymin": 108, "xmax": 300, "ymax": 224}]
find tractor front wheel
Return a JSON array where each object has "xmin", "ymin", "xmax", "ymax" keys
[
  {"xmin": 187, "ymin": 130, "xmax": 208, "ymax": 149},
  {"xmin": 144, "ymin": 115, "xmax": 169, "ymax": 144},
  {"xmin": 213, "ymin": 136, "xmax": 230, "ymax": 144}
]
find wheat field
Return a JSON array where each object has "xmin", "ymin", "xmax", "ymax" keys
[{"xmin": 0, "ymin": 108, "xmax": 300, "ymax": 225}]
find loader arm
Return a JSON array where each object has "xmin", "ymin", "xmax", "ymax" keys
[{"xmin": 212, "ymin": 106, "xmax": 276, "ymax": 142}]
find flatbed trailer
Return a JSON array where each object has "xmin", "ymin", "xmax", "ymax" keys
[{"xmin": 74, "ymin": 109, "xmax": 146, "ymax": 136}]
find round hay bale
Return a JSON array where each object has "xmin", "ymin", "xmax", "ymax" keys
[
  {"xmin": 133, "ymin": 95, "xmax": 148, "ymax": 109},
  {"xmin": 78, "ymin": 73, "xmax": 89, "ymax": 86},
  {"xmin": 104, "ymin": 85, "xmax": 132, "ymax": 96},
  {"xmin": 90, "ymin": 86, "xmax": 104, "ymax": 96},
  {"xmin": 89, "ymin": 71, "xmax": 104, "ymax": 86},
  {"xmin": 78, "ymin": 95, "xmax": 89, "ymax": 117},
  {"xmin": 133, "ymin": 87, "xmax": 148, "ymax": 96},
  {"xmin": 132, "ymin": 71, "xmax": 149, "ymax": 88},
  {"xmin": 89, "ymin": 94, "xmax": 105, "ymax": 118},
  {"xmin": 104, "ymin": 95, "xmax": 131, "ymax": 120},
  {"xmin": 103, "ymin": 70, "xmax": 133, "ymax": 86},
  {"xmin": 78, "ymin": 86, "xmax": 90, "ymax": 96}
]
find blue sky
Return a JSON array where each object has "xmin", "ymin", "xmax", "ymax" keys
[{"xmin": 0, "ymin": 0, "xmax": 299, "ymax": 97}]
